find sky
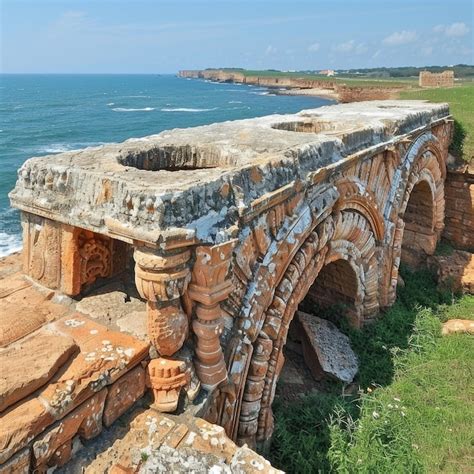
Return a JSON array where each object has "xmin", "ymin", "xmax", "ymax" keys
[{"xmin": 1, "ymin": 0, "xmax": 473, "ymax": 73}]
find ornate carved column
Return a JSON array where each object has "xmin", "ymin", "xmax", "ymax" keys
[
  {"xmin": 133, "ymin": 246, "xmax": 192, "ymax": 411},
  {"xmin": 188, "ymin": 240, "xmax": 237, "ymax": 391}
]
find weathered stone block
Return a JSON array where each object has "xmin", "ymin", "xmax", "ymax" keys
[{"xmin": 103, "ymin": 365, "xmax": 146, "ymax": 427}]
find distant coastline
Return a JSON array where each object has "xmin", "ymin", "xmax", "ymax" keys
[{"xmin": 178, "ymin": 69, "xmax": 412, "ymax": 103}]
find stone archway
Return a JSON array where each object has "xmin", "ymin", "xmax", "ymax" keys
[
  {"xmin": 401, "ymin": 179, "xmax": 436, "ymax": 267},
  {"xmin": 301, "ymin": 258, "xmax": 360, "ymax": 323},
  {"xmin": 235, "ymin": 209, "xmax": 378, "ymax": 447}
]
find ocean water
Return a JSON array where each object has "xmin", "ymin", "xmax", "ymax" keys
[{"xmin": 0, "ymin": 74, "xmax": 333, "ymax": 256}]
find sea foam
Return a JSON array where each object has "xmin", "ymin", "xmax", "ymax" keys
[
  {"xmin": 0, "ymin": 231, "xmax": 22, "ymax": 257},
  {"xmin": 160, "ymin": 107, "xmax": 218, "ymax": 112},
  {"xmin": 112, "ymin": 107, "xmax": 155, "ymax": 112}
]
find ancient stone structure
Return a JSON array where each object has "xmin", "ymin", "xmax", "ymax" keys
[
  {"xmin": 9, "ymin": 100, "xmax": 453, "ymax": 454},
  {"xmin": 419, "ymin": 70, "xmax": 455, "ymax": 88}
]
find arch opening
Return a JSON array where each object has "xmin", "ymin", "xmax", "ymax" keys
[
  {"xmin": 276, "ymin": 259, "xmax": 359, "ymax": 403},
  {"xmin": 401, "ymin": 180, "xmax": 436, "ymax": 267}
]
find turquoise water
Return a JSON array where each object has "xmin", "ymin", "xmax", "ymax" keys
[{"xmin": 0, "ymin": 74, "xmax": 333, "ymax": 256}]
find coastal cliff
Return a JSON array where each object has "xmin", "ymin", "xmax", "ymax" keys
[{"xmin": 178, "ymin": 69, "xmax": 402, "ymax": 103}]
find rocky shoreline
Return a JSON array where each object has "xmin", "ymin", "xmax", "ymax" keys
[{"xmin": 178, "ymin": 69, "xmax": 406, "ymax": 103}]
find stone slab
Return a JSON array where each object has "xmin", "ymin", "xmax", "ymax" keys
[
  {"xmin": 41, "ymin": 314, "xmax": 149, "ymax": 418},
  {"xmin": 0, "ymin": 330, "xmax": 78, "ymax": 412},
  {"xmin": 297, "ymin": 311, "xmax": 358, "ymax": 384},
  {"xmin": 0, "ymin": 315, "xmax": 149, "ymax": 465}
]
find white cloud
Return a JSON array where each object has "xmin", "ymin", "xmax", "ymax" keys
[
  {"xmin": 434, "ymin": 22, "xmax": 470, "ymax": 37},
  {"xmin": 333, "ymin": 39, "xmax": 355, "ymax": 53},
  {"xmin": 332, "ymin": 39, "xmax": 367, "ymax": 55},
  {"xmin": 307, "ymin": 42, "xmax": 320, "ymax": 52},
  {"xmin": 383, "ymin": 30, "xmax": 417, "ymax": 46}
]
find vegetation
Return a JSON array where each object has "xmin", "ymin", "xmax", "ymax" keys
[
  {"xmin": 269, "ymin": 266, "xmax": 474, "ymax": 473},
  {"xmin": 400, "ymin": 83, "xmax": 474, "ymax": 162}
]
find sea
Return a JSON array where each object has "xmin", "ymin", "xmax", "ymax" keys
[{"xmin": 0, "ymin": 74, "xmax": 334, "ymax": 257}]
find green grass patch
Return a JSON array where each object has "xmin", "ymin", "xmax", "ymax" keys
[
  {"xmin": 269, "ymin": 267, "xmax": 474, "ymax": 473},
  {"xmin": 400, "ymin": 83, "xmax": 474, "ymax": 162}
]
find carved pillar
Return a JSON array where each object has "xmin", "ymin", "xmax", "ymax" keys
[
  {"xmin": 188, "ymin": 240, "xmax": 237, "ymax": 391},
  {"xmin": 133, "ymin": 246, "xmax": 192, "ymax": 411}
]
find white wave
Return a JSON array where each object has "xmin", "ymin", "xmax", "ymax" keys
[
  {"xmin": 160, "ymin": 107, "xmax": 218, "ymax": 112},
  {"xmin": 0, "ymin": 232, "xmax": 22, "ymax": 258},
  {"xmin": 228, "ymin": 100, "xmax": 242, "ymax": 104},
  {"xmin": 112, "ymin": 107, "xmax": 155, "ymax": 112},
  {"xmin": 107, "ymin": 102, "xmax": 115, "ymax": 106}
]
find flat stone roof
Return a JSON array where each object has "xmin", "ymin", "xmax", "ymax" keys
[{"xmin": 10, "ymin": 100, "xmax": 449, "ymax": 247}]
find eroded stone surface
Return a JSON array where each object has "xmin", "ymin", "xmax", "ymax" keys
[
  {"xmin": 428, "ymin": 250, "xmax": 474, "ymax": 294},
  {"xmin": 0, "ymin": 330, "xmax": 77, "ymax": 412},
  {"xmin": 297, "ymin": 311, "xmax": 359, "ymax": 383},
  {"xmin": 6, "ymin": 100, "xmax": 455, "ymax": 451}
]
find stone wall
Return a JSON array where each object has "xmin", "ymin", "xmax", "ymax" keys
[
  {"xmin": 419, "ymin": 70, "xmax": 455, "ymax": 88},
  {"xmin": 443, "ymin": 164, "xmax": 474, "ymax": 251}
]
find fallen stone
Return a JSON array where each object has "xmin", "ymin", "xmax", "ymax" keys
[
  {"xmin": 0, "ymin": 330, "xmax": 78, "ymax": 412},
  {"xmin": 297, "ymin": 311, "xmax": 359, "ymax": 384},
  {"xmin": 442, "ymin": 319, "xmax": 474, "ymax": 335}
]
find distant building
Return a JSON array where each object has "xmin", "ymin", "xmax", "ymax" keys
[
  {"xmin": 419, "ymin": 70, "xmax": 454, "ymax": 88},
  {"xmin": 319, "ymin": 69, "xmax": 336, "ymax": 76}
]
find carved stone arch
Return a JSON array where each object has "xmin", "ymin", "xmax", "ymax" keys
[
  {"xmin": 384, "ymin": 132, "xmax": 444, "ymax": 224},
  {"xmin": 233, "ymin": 208, "xmax": 379, "ymax": 447},
  {"xmin": 334, "ymin": 177, "xmax": 385, "ymax": 242},
  {"xmin": 382, "ymin": 133, "xmax": 446, "ymax": 305}
]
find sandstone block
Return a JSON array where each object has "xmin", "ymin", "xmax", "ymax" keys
[
  {"xmin": 0, "ymin": 331, "xmax": 77, "ymax": 412},
  {"xmin": 32, "ymin": 389, "xmax": 107, "ymax": 469},
  {"xmin": 442, "ymin": 319, "xmax": 474, "ymax": 335},
  {"xmin": 0, "ymin": 448, "xmax": 30, "ymax": 474},
  {"xmin": 428, "ymin": 250, "xmax": 474, "ymax": 294},
  {"xmin": 103, "ymin": 365, "xmax": 146, "ymax": 427},
  {"xmin": 40, "ymin": 314, "xmax": 149, "ymax": 418},
  {"xmin": 0, "ymin": 398, "xmax": 54, "ymax": 464}
]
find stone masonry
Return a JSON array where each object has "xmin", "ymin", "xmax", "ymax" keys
[
  {"xmin": 419, "ymin": 70, "xmax": 455, "ymax": 88},
  {"xmin": 7, "ymin": 100, "xmax": 454, "ymax": 457}
]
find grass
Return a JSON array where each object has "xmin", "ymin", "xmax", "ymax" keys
[
  {"xmin": 269, "ymin": 267, "xmax": 474, "ymax": 473},
  {"xmin": 400, "ymin": 83, "xmax": 474, "ymax": 162}
]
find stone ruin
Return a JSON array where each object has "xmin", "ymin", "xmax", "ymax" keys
[
  {"xmin": 419, "ymin": 70, "xmax": 455, "ymax": 88},
  {"xmin": 2, "ymin": 100, "xmax": 455, "ymax": 471}
]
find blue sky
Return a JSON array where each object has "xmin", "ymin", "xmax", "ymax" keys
[{"xmin": 1, "ymin": 0, "xmax": 473, "ymax": 73}]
